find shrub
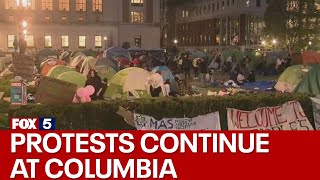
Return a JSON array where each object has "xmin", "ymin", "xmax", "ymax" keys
[{"xmin": 8, "ymin": 94, "xmax": 314, "ymax": 130}]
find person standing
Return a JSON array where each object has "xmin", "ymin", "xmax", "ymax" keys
[
  {"xmin": 199, "ymin": 59, "xmax": 208, "ymax": 87},
  {"xmin": 85, "ymin": 69, "xmax": 103, "ymax": 101},
  {"xmin": 192, "ymin": 58, "xmax": 199, "ymax": 79},
  {"xmin": 182, "ymin": 55, "xmax": 191, "ymax": 79}
]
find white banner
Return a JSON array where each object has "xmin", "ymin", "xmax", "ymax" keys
[
  {"xmin": 227, "ymin": 101, "xmax": 313, "ymax": 130},
  {"xmin": 134, "ymin": 113, "xmax": 221, "ymax": 130},
  {"xmin": 311, "ymin": 97, "xmax": 320, "ymax": 130}
]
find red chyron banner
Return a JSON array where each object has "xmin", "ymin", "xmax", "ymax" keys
[{"xmin": 0, "ymin": 131, "xmax": 320, "ymax": 179}]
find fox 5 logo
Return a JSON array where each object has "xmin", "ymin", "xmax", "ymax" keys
[{"xmin": 11, "ymin": 118, "xmax": 56, "ymax": 130}]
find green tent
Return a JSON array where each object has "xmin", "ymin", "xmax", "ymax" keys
[
  {"xmin": 294, "ymin": 65, "xmax": 320, "ymax": 94},
  {"xmin": 46, "ymin": 65, "xmax": 75, "ymax": 78},
  {"xmin": 275, "ymin": 65, "xmax": 320, "ymax": 94},
  {"xmin": 57, "ymin": 71, "xmax": 86, "ymax": 88},
  {"xmin": 105, "ymin": 67, "xmax": 151, "ymax": 99},
  {"xmin": 96, "ymin": 65, "xmax": 116, "ymax": 81}
]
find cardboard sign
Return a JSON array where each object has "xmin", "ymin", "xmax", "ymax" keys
[
  {"xmin": 311, "ymin": 97, "xmax": 320, "ymax": 130},
  {"xmin": 134, "ymin": 113, "xmax": 221, "ymax": 130},
  {"xmin": 35, "ymin": 77, "xmax": 77, "ymax": 105},
  {"xmin": 227, "ymin": 101, "xmax": 314, "ymax": 130},
  {"xmin": 13, "ymin": 54, "xmax": 35, "ymax": 81}
]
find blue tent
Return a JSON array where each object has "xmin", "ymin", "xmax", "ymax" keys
[
  {"xmin": 152, "ymin": 66, "xmax": 175, "ymax": 82},
  {"xmin": 103, "ymin": 47, "xmax": 132, "ymax": 61}
]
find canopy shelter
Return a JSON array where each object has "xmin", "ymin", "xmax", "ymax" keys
[
  {"xmin": 104, "ymin": 67, "xmax": 151, "ymax": 99},
  {"xmin": 275, "ymin": 65, "xmax": 320, "ymax": 94},
  {"xmin": 40, "ymin": 58, "xmax": 65, "ymax": 76},
  {"xmin": 103, "ymin": 47, "xmax": 132, "ymax": 61},
  {"xmin": 152, "ymin": 66, "xmax": 175, "ymax": 82}
]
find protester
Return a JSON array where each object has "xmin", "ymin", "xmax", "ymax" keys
[
  {"xmin": 169, "ymin": 77, "xmax": 179, "ymax": 97},
  {"xmin": 182, "ymin": 55, "xmax": 191, "ymax": 79},
  {"xmin": 247, "ymin": 71, "xmax": 256, "ymax": 83},
  {"xmin": 237, "ymin": 72, "xmax": 246, "ymax": 85},
  {"xmin": 192, "ymin": 58, "xmax": 199, "ymax": 79},
  {"xmin": 146, "ymin": 71, "xmax": 165, "ymax": 97},
  {"xmin": 85, "ymin": 69, "xmax": 103, "ymax": 101},
  {"xmin": 133, "ymin": 55, "xmax": 140, "ymax": 67},
  {"xmin": 199, "ymin": 59, "xmax": 208, "ymax": 87},
  {"xmin": 163, "ymin": 79, "xmax": 171, "ymax": 97},
  {"xmin": 99, "ymin": 78, "xmax": 109, "ymax": 99}
]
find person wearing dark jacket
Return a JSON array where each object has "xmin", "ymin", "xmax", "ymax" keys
[
  {"xmin": 247, "ymin": 71, "xmax": 256, "ymax": 83},
  {"xmin": 85, "ymin": 69, "xmax": 103, "ymax": 101},
  {"xmin": 199, "ymin": 59, "xmax": 208, "ymax": 86}
]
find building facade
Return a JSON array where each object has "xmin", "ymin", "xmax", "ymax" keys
[
  {"xmin": 0, "ymin": 0, "xmax": 161, "ymax": 52},
  {"xmin": 169, "ymin": 0, "xmax": 269, "ymax": 51}
]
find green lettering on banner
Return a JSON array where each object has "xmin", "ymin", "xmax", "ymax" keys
[{"xmin": 35, "ymin": 77, "xmax": 77, "ymax": 105}]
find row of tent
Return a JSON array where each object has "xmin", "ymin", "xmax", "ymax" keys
[{"xmin": 39, "ymin": 52, "xmax": 175, "ymax": 99}]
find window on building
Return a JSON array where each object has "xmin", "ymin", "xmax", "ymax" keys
[
  {"xmin": 95, "ymin": 36, "xmax": 102, "ymax": 48},
  {"xmin": 26, "ymin": 35, "xmax": 34, "ymax": 47},
  {"xmin": 79, "ymin": 36, "xmax": 86, "ymax": 48},
  {"xmin": 256, "ymin": 0, "xmax": 261, "ymax": 7},
  {"xmin": 61, "ymin": 35, "xmax": 69, "ymax": 48},
  {"xmin": 42, "ymin": 0, "xmax": 52, "ymax": 10},
  {"xmin": 61, "ymin": 16, "xmax": 68, "ymax": 23},
  {"xmin": 131, "ymin": 11, "xmax": 144, "ymax": 23},
  {"xmin": 131, "ymin": 0, "xmax": 144, "ymax": 7},
  {"xmin": 7, "ymin": 35, "xmax": 15, "ymax": 48},
  {"xmin": 92, "ymin": 0, "xmax": 103, "ymax": 12},
  {"xmin": 44, "ymin": 16, "xmax": 51, "ymax": 23},
  {"xmin": 44, "ymin": 35, "xmax": 52, "ymax": 48},
  {"xmin": 23, "ymin": 0, "xmax": 36, "ymax": 10},
  {"xmin": 59, "ymin": 0, "xmax": 69, "ymax": 11},
  {"xmin": 246, "ymin": 0, "xmax": 251, "ymax": 7},
  {"xmin": 5, "ymin": 0, "xmax": 17, "ymax": 9},
  {"xmin": 134, "ymin": 35, "xmax": 142, "ymax": 47},
  {"xmin": 9, "ymin": 15, "xmax": 14, "ymax": 22},
  {"xmin": 76, "ymin": 0, "xmax": 86, "ymax": 11}
]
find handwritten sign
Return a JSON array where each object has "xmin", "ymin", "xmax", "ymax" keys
[
  {"xmin": 227, "ymin": 101, "xmax": 313, "ymax": 130},
  {"xmin": 13, "ymin": 54, "xmax": 35, "ymax": 81},
  {"xmin": 35, "ymin": 77, "xmax": 77, "ymax": 105},
  {"xmin": 134, "ymin": 113, "xmax": 221, "ymax": 130},
  {"xmin": 311, "ymin": 97, "xmax": 320, "ymax": 130}
]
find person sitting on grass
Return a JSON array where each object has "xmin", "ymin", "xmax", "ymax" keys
[
  {"xmin": 236, "ymin": 72, "xmax": 246, "ymax": 85},
  {"xmin": 163, "ymin": 79, "xmax": 171, "ymax": 97},
  {"xmin": 85, "ymin": 69, "xmax": 103, "ymax": 101},
  {"xmin": 98, "ymin": 78, "xmax": 109, "ymax": 100},
  {"xmin": 247, "ymin": 71, "xmax": 256, "ymax": 83}
]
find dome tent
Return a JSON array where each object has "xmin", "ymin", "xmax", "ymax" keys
[
  {"xmin": 46, "ymin": 65, "xmax": 75, "ymax": 78},
  {"xmin": 57, "ymin": 71, "xmax": 86, "ymax": 88},
  {"xmin": 103, "ymin": 47, "xmax": 132, "ymax": 61},
  {"xmin": 152, "ymin": 66, "xmax": 175, "ymax": 82},
  {"xmin": 275, "ymin": 65, "xmax": 320, "ymax": 94},
  {"xmin": 40, "ymin": 58, "xmax": 65, "ymax": 76},
  {"xmin": 105, "ymin": 67, "xmax": 151, "ymax": 99},
  {"xmin": 96, "ymin": 65, "xmax": 117, "ymax": 81}
]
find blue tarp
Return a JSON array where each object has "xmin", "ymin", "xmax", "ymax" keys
[{"xmin": 241, "ymin": 81, "xmax": 276, "ymax": 91}]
